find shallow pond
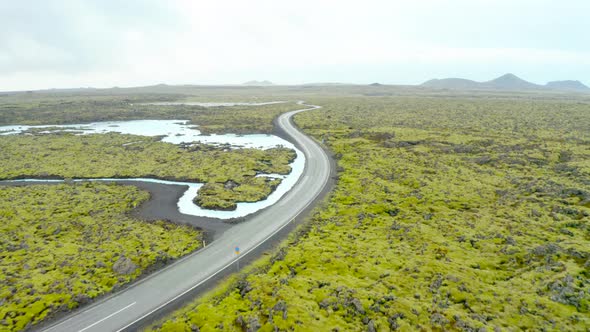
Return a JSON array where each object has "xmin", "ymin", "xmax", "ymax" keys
[
  {"xmin": 143, "ymin": 101, "xmax": 286, "ymax": 107},
  {"xmin": 0, "ymin": 118, "xmax": 304, "ymax": 220},
  {"xmin": 0, "ymin": 119, "xmax": 289, "ymax": 149}
]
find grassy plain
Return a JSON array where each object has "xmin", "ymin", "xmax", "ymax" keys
[
  {"xmin": 153, "ymin": 95, "xmax": 590, "ymax": 331},
  {"xmin": 0, "ymin": 183, "xmax": 202, "ymax": 331}
]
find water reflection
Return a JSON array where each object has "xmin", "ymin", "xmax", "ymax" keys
[{"xmin": 0, "ymin": 119, "xmax": 305, "ymax": 219}]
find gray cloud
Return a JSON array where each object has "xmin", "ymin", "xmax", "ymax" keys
[
  {"xmin": 0, "ymin": 0, "xmax": 182, "ymax": 74},
  {"xmin": 1, "ymin": 0, "xmax": 588, "ymax": 90}
]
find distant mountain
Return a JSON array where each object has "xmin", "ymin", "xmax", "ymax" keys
[
  {"xmin": 242, "ymin": 80, "xmax": 274, "ymax": 86},
  {"xmin": 484, "ymin": 73, "xmax": 541, "ymax": 90},
  {"xmin": 422, "ymin": 78, "xmax": 480, "ymax": 89},
  {"xmin": 421, "ymin": 73, "xmax": 589, "ymax": 92},
  {"xmin": 545, "ymin": 80, "xmax": 590, "ymax": 92}
]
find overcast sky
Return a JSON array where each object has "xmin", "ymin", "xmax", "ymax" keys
[{"xmin": 1, "ymin": 0, "xmax": 589, "ymax": 91}]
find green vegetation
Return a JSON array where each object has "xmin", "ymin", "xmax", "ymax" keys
[
  {"xmin": 0, "ymin": 94, "xmax": 182, "ymax": 125},
  {"xmin": 195, "ymin": 177, "xmax": 282, "ymax": 211},
  {"xmin": 0, "ymin": 93, "xmax": 301, "ymax": 209},
  {"xmin": 187, "ymin": 102, "xmax": 293, "ymax": 135},
  {"xmin": 0, "ymin": 90, "xmax": 303, "ymax": 330},
  {"xmin": 0, "ymin": 94, "xmax": 299, "ymax": 134},
  {"xmin": 153, "ymin": 96, "xmax": 590, "ymax": 331},
  {"xmin": 3, "ymin": 87, "xmax": 589, "ymax": 330},
  {"xmin": 0, "ymin": 183, "xmax": 202, "ymax": 331},
  {"xmin": 0, "ymin": 133, "xmax": 296, "ymax": 210}
]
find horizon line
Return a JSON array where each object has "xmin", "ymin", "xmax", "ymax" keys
[{"xmin": 1, "ymin": 73, "xmax": 589, "ymax": 94}]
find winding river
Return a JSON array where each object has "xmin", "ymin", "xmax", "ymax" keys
[{"xmin": 0, "ymin": 107, "xmax": 304, "ymax": 219}]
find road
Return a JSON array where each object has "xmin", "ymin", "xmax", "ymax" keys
[{"xmin": 40, "ymin": 102, "xmax": 331, "ymax": 332}]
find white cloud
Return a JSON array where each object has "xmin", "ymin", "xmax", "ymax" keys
[{"xmin": 1, "ymin": 0, "xmax": 588, "ymax": 90}]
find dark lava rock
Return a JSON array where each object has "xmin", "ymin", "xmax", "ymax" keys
[
  {"xmin": 547, "ymin": 274, "xmax": 586, "ymax": 309},
  {"xmin": 73, "ymin": 293, "xmax": 91, "ymax": 306},
  {"xmin": 531, "ymin": 243, "xmax": 561, "ymax": 257},
  {"xmin": 349, "ymin": 298, "xmax": 365, "ymax": 314},
  {"xmin": 224, "ymin": 180, "xmax": 239, "ymax": 190},
  {"xmin": 237, "ymin": 280, "xmax": 253, "ymax": 297},
  {"xmin": 112, "ymin": 256, "xmax": 137, "ymax": 275},
  {"xmin": 430, "ymin": 313, "xmax": 449, "ymax": 326},
  {"xmin": 273, "ymin": 300, "xmax": 288, "ymax": 319}
]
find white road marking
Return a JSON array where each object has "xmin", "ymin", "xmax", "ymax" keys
[{"xmin": 78, "ymin": 302, "xmax": 136, "ymax": 332}]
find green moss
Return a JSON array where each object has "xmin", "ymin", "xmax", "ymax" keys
[
  {"xmin": 195, "ymin": 177, "xmax": 282, "ymax": 210},
  {"xmin": 0, "ymin": 94, "xmax": 302, "ymax": 209},
  {"xmin": 0, "ymin": 183, "xmax": 202, "ymax": 331},
  {"xmin": 0, "ymin": 94, "xmax": 300, "ymax": 135},
  {"xmin": 0, "ymin": 134, "xmax": 296, "ymax": 208},
  {"xmin": 152, "ymin": 95, "xmax": 590, "ymax": 331}
]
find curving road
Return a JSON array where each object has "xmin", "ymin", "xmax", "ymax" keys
[{"xmin": 40, "ymin": 102, "xmax": 331, "ymax": 332}]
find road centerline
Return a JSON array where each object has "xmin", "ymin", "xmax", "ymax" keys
[{"xmin": 78, "ymin": 302, "xmax": 136, "ymax": 332}]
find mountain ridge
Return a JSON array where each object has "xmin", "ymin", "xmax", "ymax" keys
[
  {"xmin": 422, "ymin": 74, "xmax": 590, "ymax": 92},
  {"xmin": 545, "ymin": 80, "xmax": 590, "ymax": 91}
]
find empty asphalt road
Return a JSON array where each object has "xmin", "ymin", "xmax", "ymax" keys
[{"xmin": 40, "ymin": 102, "xmax": 331, "ymax": 332}]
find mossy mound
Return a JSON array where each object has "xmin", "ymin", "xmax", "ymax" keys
[
  {"xmin": 194, "ymin": 177, "xmax": 282, "ymax": 210},
  {"xmin": 0, "ymin": 183, "xmax": 202, "ymax": 331}
]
